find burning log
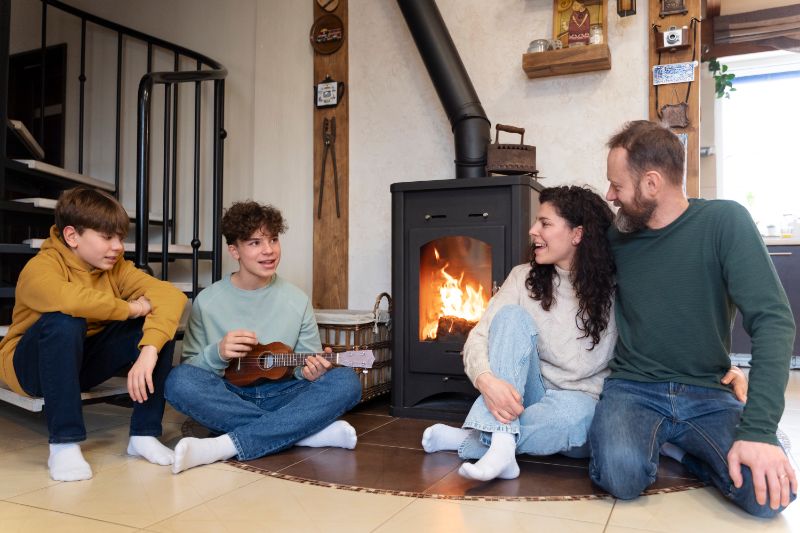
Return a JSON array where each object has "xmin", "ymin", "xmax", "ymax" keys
[{"xmin": 435, "ymin": 315, "xmax": 477, "ymax": 342}]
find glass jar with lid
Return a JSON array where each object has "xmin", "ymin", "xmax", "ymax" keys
[{"xmin": 589, "ymin": 24, "xmax": 603, "ymax": 45}]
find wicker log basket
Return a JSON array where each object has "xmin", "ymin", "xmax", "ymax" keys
[{"xmin": 315, "ymin": 293, "xmax": 392, "ymax": 402}]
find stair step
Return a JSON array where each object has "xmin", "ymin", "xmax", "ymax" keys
[
  {"xmin": 13, "ymin": 197, "xmax": 168, "ymax": 223},
  {"xmin": 23, "ymin": 238, "xmax": 203, "ymax": 254},
  {"xmin": 0, "ymin": 376, "xmax": 129, "ymax": 412},
  {"xmin": 13, "ymin": 159, "xmax": 115, "ymax": 192}
]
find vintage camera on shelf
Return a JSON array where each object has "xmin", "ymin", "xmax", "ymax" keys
[{"xmin": 655, "ymin": 25, "xmax": 690, "ymax": 52}]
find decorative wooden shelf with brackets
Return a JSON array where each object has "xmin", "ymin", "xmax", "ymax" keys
[{"xmin": 522, "ymin": 43, "xmax": 611, "ymax": 79}]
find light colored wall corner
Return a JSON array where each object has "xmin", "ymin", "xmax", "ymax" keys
[
  {"xmin": 252, "ymin": 0, "xmax": 314, "ymax": 295},
  {"xmin": 347, "ymin": 0, "xmax": 650, "ymax": 309}
]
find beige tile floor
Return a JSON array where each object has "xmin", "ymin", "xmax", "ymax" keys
[{"xmin": 2, "ymin": 373, "xmax": 800, "ymax": 532}]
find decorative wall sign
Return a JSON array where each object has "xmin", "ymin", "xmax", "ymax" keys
[
  {"xmin": 310, "ymin": 14, "xmax": 344, "ymax": 55},
  {"xmin": 316, "ymin": 0, "xmax": 340, "ymax": 13},
  {"xmin": 660, "ymin": 0, "xmax": 687, "ymax": 17},
  {"xmin": 315, "ymin": 75, "xmax": 345, "ymax": 108},
  {"xmin": 652, "ymin": 61, "xmax": 696, "ymax": 85}
]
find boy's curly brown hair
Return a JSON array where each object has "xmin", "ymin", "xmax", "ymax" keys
[{"xmin": 221, "ymin": 201, "xmax": 287, "ymax": 245}]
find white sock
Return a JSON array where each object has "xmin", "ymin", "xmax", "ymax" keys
[
  {"xmin": 127, "ymin": 436, "xmax": 175, "ymax": 466},
  {"xmin": 48, "ymin": 443, "xmax": 92, "ymax": 482},
  {"xmin": 458, "ymin": 432, "xmax": 519, "ymax": 481},
  {"xmin": 660, "ymin": 442, "xmax": 686, "ymax": 462},
  {"xmin": 422, "ymin": 424, "xmax": 471, "ymax": 453},
  {"xmin": 172, "ymin": 434, "xmax": 237, "ymax": 474},
  {"xmin": 296, "ymin": 420, "xmax": 357, "ymax": 449}
]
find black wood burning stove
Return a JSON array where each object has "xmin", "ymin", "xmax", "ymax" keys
[{"xmin": 390, "ymin": 176, "xmax": 542, "ymax": 420}]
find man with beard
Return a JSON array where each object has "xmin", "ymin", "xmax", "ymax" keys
[{"xmin": 588, "ymin": 120, "xmax": 796, "ymax": 517}]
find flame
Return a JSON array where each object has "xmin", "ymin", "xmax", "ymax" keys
[{"xmin": 421, "ymin": 248, "xmax": 488, "ymax": 340}]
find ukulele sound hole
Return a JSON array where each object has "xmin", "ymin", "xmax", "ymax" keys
[{"xmin": 258, "ymin": 355, "xmax": 275, "ymax": 369}]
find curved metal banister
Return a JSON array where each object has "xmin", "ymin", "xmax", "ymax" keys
[
  {"xmin": 135, "ymin": 69, "xmax": 228, "ymax": 289},
  {"xmin": 28, "ymin": 0, "xmax": 228, "ymax": 296},
  {"xmin": 38, "ymin": 0, "xmax": 228, "ymax": 296},
  {"xmin": 44, "ymin": 0, "xmax": 224, "ymax": 70}
]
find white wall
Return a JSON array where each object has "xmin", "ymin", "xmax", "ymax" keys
[
  {"xmin": 251, "ymin": 0, "xmax": 315, "ymax": 295},
  {"xmin": 9, "ymin": 0, "xmax": 651, "ymax": 309},
  {"xmin": 346, "ymin": 0, "xmax": 650, "ymax": 308}
]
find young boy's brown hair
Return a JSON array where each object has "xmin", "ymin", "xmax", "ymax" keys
[
  {"xmin": 221, "ymin": 201, "xmax": 286, "ymax": 245},
  {"xmin": 55, "ymin": 186, "xmax": 130, "ymax": 238}
]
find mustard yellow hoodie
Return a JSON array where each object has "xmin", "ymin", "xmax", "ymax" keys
[{"xmin": 0, "ymin": 225, "xmax": 187, "ymax": 396}]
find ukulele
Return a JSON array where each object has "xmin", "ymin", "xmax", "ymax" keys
[{"xmin": 223, "ymin": 341, "xmax": 375, "ymax": 387}]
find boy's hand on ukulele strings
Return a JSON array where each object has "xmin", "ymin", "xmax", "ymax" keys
[
  {"xmin": 301, "ymin": 354, "xmax": 332, "ymax": 381},
  {"xmin": 218, "ymin": 330, "xmax": 258, "ymax": 362}
]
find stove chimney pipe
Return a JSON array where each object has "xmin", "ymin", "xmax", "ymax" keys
[{"xmin": 397, "ymin": 0, "xmax": 490, "ymax": 178}]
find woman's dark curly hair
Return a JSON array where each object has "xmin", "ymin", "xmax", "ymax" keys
[
  {"xmin": 221, "ymin": 201, "xmax": 287, "ymax": 245},
  {"xmin": 525, "ymin": 186, "xmax": 616, "ymax": 348}
]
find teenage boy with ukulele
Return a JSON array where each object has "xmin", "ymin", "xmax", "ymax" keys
[{"xmin": 165, "ymin": 200, "xmax": 362, "ymax": 473}]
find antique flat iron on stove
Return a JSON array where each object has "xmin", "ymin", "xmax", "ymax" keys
[{"xmin": 486, "ymin": 124, "xmax": 537, "ymax": 176}]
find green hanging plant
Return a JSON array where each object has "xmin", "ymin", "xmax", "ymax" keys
[{"xmin": 708, "ymin": 59, "xmax": 736, "ymax": 99}]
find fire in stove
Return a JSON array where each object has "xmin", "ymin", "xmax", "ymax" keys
[{"xmin": 419, "ymin": 236, "xmax": 491, "ymax": 343}]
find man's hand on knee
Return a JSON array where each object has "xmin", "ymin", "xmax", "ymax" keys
[{"xmin": 728, "ymin": 440, "xmax": 797, "ymax": 510}]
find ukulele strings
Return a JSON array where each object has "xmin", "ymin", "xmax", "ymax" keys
[{"xmin": 231, "ymin": 353, "xmax": 338, "ymax": 366}]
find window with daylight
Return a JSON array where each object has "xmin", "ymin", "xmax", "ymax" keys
[{"xmin": 714, "ymin": 51, "xmax": 800, "ymax": 237}]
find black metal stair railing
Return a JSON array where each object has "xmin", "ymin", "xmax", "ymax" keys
[
  {"xmin": 137, "ymin": 69, "xmax": 226, "ymax": 290},
  {"xmin": 37, "ymin": 0, "xmax": 227, "ymax": 295}
]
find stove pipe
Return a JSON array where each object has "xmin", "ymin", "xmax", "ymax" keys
[{"xmin": 397, "ymin": 0, "xmax": 490, "ymax": 179}]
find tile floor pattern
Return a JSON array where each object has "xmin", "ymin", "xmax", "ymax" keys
[{"xmin": 0, "ymin": 372, "xmax": 797, "ymax": 532}]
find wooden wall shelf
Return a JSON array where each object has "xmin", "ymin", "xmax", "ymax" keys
[{"xmin": 522, "ymin": 43, "xmax": 611, "ymax": 79}]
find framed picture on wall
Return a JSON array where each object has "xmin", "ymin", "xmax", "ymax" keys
[{"xmin": 553, "ymin": 0, "xmax": 606, "ymax": 49}]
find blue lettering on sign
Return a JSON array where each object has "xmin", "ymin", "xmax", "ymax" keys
[{"xmin": 653, "ymin": 62, "xmax": 697, "ymax": 85}]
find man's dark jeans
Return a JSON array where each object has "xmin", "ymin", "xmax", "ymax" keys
[{"xmin": 589, "ymin": 378, "xmax": 794, "ymax": 518}]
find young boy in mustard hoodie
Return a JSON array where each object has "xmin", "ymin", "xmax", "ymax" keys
[{"xmin": 0, "ymin": 186, "xmax": 187, "ymax": 481}]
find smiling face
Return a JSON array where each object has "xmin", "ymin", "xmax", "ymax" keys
[
  {"xmin": 63, "ymin": 227, "xmax": 125, "ymax": 271},
  {"xmin": 228, "ymin": 227, "xmax": 282, "ymax": 288},
  {"xmin": 606, "ymin": 147, "xmax": 657, "ymax": 232},
  {"xmin": 529, "ymin": 202, "xmax": 583, "ymax": 271}
]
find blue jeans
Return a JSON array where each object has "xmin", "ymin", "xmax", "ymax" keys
[
  {"xmin": 460, "ymin": 305, "xmax": 597, "ymax": 460},
  {"xmin": 13, "ymin": 312, "xmax": 174, "ymax": 443},
  {"xmin": 164, "ymin": 363, "xmax": 362, "ymax": 460},
  {"xmin": 589, "ymin": 378, "xmax": 795, "ymax": 518}
]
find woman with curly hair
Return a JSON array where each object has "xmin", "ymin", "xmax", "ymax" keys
[{"xmin": 421, "ymin": 186, "xmax": 745, "ymax": 482}]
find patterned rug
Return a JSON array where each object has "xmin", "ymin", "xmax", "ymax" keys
[{"xmin": 180, "ymin": 409, "xmax": 769, "ymax": 502}]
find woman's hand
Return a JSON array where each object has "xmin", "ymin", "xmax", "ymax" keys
[
  {"xmin": 721, "ymin": 366, "xmax": 748, "ymax": 403},
  {"xmin": 475, "ymin": 372, "xmax": 524, "ymax": 424}
]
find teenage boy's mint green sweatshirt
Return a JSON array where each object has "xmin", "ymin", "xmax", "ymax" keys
[
  {"xmin": 608, "ymin": 199, "xmax": 795, "ymax": 445},
  {"xmin": 182, "ymin": 274, "xmax": 322, "ymax": 380}
]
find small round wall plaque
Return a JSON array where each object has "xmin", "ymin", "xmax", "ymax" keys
[
  {"xmin": 316, "ymin": 0, "xmax": 340, "ymax": 13},
  {"xmin": 310, "ymin": 14, "xmax": 344, "ymax": 55}
]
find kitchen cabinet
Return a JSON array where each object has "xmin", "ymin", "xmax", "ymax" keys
[{"xmin": 731, "ymin": 244, "xmax": 800, "ymax": 364}]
